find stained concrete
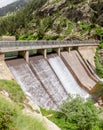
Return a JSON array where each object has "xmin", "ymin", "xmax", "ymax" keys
[
  {"xmin": 0, "ymin": 61, "xmax": 13, "ymax": 80},
  {"xmin": 78, "ymin": 46, "xmax": 97, "ymax": 68},
  {"xmin": 61, "ymin": 51, "xmax": 97, "ymax": 92}
]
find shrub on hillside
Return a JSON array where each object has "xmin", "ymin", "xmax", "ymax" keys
[
  {"xmin": 41, "ymin": 95, "xmax": 103, "ymax": 130},
  {"xmin": 0, "ymin": 80, "xmax": 25, "ymax": 104},
  {"xmin": 0, "ymin": 95, "xmax": 18, "ymax": 129},
  {"xmin": 0, "ymin": 95, "xmax": 46, "ymax": 130},
  {"xmin": 57, "ymin": 95, "xmax": 103, "ymax": 130},
  {"xmin": 94, "ymin": 42, "xmax": 103, "ymax": 78}
]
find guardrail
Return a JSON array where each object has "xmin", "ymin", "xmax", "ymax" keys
[{"xmin": 0, "ymin": 40, "xmax": 99, "ymax": 48}]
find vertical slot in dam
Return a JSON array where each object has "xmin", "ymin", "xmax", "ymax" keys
[
  {"xmin": 6, "ymin": 58, "xmax": 58, "ymax": 110},
  {"xmin": 48, "ymin": 54, "xmax": 89, "ymax": 99}
]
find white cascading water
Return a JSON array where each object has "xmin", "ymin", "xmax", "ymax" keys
[
  {"xmin": 9, "ymin": 63, "xmax": 58, "ymax": 110},
  {"xmin": 48, "ymin": 56, "xmax": 90, "ymax": 99},
  {"xmin": 30, "ymin": 58, "xmax": 67, "ymax": 107}
]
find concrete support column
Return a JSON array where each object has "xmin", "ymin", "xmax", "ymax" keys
[
  {"xmin": 18, "ymin": 51, "xmax": 29, "ymax": 63},
  {"xmin": 37, "ymin": 49, "xmax": 47, "ymax": 59},
  {"xmin": 0, "ymin": 53, "xmax": 5, "ymax": 61},
  {"xmin": 53, "ymin": 48, "xmax": 61, "ymax": 56}
]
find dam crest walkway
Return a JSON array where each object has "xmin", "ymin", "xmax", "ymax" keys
[{"xmin": 0, "ymin": 40, "xmax": 98, "ymax": 53}]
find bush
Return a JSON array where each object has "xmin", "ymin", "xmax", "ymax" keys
[
  {"xmin": 43, "ymin": 35, "xmax": 59, "ymax": 40},
  {"xmin": 0, "ymin": 95, "xmax": 18, "ymax": 130},
  {"xmin": 94, "ymin": 42, "xmax": 103, "ymax": 78},
  {"xmin": 59, "ymin": 95, "xmax": 101, "ymax": 130},
  {"xmin": 41, "ymin": 95, "xmax": 103, "ymax": 130},
  {"xmin": 0, "ymin": 80, "xmax": 25, "ymax": 103},
  {"xmin": 0, "ymin": 95, "xmax": 46, "ymax": 130}
]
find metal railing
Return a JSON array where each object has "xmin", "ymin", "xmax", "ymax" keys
[{"xmin": 0, "ymin": 40, "xmax": 98, "ymax": 48}]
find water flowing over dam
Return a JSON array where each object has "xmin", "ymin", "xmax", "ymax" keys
[
  {"xmin": 5, "ymin": 49, "xmax": 98, "ymax": 109},
  {"xmin": 48, "ymin": 55, "xmax": 89, "ymax": 99},
  {"xmin": 6, "ymin": 59, "xmax": 58, "ymax": 110},
  {"xmin": 30, "ymin": 56, "xmax": 67, "ymax": 107}
]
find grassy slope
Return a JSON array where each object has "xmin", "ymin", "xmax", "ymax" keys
[{"xmin": 0, "ymin": 80, "xmax": 46, "ymax": 130}]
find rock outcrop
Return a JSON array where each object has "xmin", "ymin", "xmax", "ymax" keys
[{"xmin": 23, "ymin": 96, "xmax": 61, "ymax": 130}]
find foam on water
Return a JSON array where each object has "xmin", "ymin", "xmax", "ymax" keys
[
  {"xmin": 30, "ymin": 58, "xmax": 67, "ymax": 107},
  {"xmin": 48, "ymin": 56, "xmax": 89, "ymax": 99},
  {"xmin": 8, "ymin": 61, "xmax": 57, "ymax": 110}
]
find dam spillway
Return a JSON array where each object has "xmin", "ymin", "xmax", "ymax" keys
[
  {"xmin": 61, "ymin": 51, "xmax": 97, "ymax": 92},
  {"xmin": 48, "ymin": 55, "xmax": 89, "ymax": 99},
  {"xmin": 30, "ymin": 56, "xmax": 67, "ymax": 107},
  {"xmin": 6, "ymin": 49, "xmax": 97, "ymax": 110},
  {"xmin": 6, "ymin": 59, "xmax": 58, "ymax": 110}
]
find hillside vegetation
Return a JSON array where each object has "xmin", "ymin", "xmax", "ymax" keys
[
  {"xmin": 0, "ymin": 0, "xmax": 30, "ymax": 16},
  {"xmin": 0, "ymin": 80, "xmax": 103, "ymax": 130},
  {"xmin": 0, "ymin": 80, "xmax": 46, "ymax": 130},
  {"xmin": 41, "ymin": 95, "xmax": 103, "ymax": 130},
  {"xmin": 0, "ymin": 0, "xmax": 103, "ymax": 40},
  {"xmin": 95, "ymin": 42, "xmax": 103, "ymax": 78}
]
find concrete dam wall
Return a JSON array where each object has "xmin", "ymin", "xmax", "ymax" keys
[
  {"xmin": 6, "ymin": 51, "xmax": 97, "ymax": 110},
  {"xmin": 61, "ymin": 51, "xmax": 97, "ymax": 92},
  {"xmin": 78, "ymin": 46, "xmax": 97, "ymax": 68}
]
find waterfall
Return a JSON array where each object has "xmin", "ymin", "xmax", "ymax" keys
[
  {"xmin": 48, "ymin": 56, "xmax": 89, "ymax": 99},
  {"xmin": 30, "ymin": 57, "xmax": 67, "ymax": 107},
  {"xmin": 7, "ymin": 59, "xmax": 57, "ymax": 110}
]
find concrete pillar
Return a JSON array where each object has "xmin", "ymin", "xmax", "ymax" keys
[
  {"xmin": 0, "ymin": 53, "xmax": 5, "ymax": 61},
  {"xmin": 53, "ymin": 48, "xmax": 61, "ymax": 56},
  {"xmin": 37, "ymin": 49, "xmax": 47, "ymax": 59},
  {"xmin": 18, "ymin": 51, "xmax": 29, "ymax": 63}
]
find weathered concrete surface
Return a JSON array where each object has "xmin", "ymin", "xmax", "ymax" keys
[
  {"xmin": 18, "ymin": 51, "xmax": 29, "ymax": 63},
  {"xmin": 0, "ymin": 61, "xmax": 13, "ymax": 80},
  {"xmin": 0, "ymin": 53, "xmax": 5, "ymax": 61},
  {"xmin": 61, "ymin": 51, "xmax": 97, "ymax": 92},
  {"xmin": 1, "ymin": 36, "xmax": 16, "ymax": 41},
  {"xmin": 0, "ymin": 41, "xmax": 98, "ymax": 53},
  {"xmin": 78, "ymin": 46, "xmax": 97, "ymax": 67}
]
